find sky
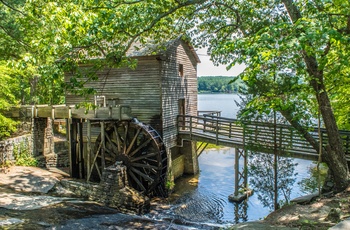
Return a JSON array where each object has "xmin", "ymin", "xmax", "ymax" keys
[{"xmin": 196, "ymin": 48, "xmax": 245, "ymax": 77}]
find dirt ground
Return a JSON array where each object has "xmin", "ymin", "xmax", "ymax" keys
[{"xmin": 261, "ymin": 186, "xmax": 350, "ymax": 229}]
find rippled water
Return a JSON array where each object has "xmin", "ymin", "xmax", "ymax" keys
[
  {"xmin": 160, "ymin": 94, "xmax": 316, "ymax": 225},
  {"xmin": 166, "ymin": 148, "xmax": 315, "ymax": 224}
]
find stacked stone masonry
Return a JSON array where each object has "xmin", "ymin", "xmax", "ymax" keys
[
  {"xmin": 0, "ymin": 135, "xmax": 32, "ymax": 165},
  {"xmin": 59, "ymin": 163, "xmax": 150, "ymax": 214},
  {"xmin": 0, "ymin": 118, "xmax": 68, "ymax": 168}
]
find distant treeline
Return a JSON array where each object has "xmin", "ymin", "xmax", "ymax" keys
[{"xmin": 198, "ymin": 76, "xmax": 244, "ymax": 93}]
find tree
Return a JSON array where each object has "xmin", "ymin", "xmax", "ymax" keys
[
  {"xmin": 0, "ymin": 0, "xmax": 348, "ymax": 192},
  {"xmin": 187, "ymin": 0, "xmax": 350, "ymax": 192}
]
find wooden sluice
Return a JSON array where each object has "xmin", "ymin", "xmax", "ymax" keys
[
  {"xmin": 5, "ymin": 105, "xmax": 167, "ymax": 196},
  {"xmin": 6, "ymin": 104, "xmax": 132, "ymax": 176},
  {"xmin": 6, "ymin": 104, "xmax": 133, "ymax": 120}
]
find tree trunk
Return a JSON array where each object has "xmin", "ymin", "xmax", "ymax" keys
[{"xmin": 282, "ymin": 0, "xmax": 349, "ymax": 192}]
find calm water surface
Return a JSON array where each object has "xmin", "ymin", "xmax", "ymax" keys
[{"xmin": 166, "ymin": 94, "xmax": 316, "ymax": 224}]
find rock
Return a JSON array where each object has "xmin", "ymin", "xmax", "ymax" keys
[
  {"xmin": 0, "ymin": 218, "xmax": 24, "ymax": 226},
  {"xmin": 329, "ymin": 218, "xmax": 350, "ymax": 230},
  {"xmin": 228, "ymin": 190, "xmax": 253, "ymax": 203},
  {"xmin": 0, "ymin": 166, "xmax": 61, "ymax": 194},
  {"xmin": 291, "ymin": 192, "xmax": 319, "ymax": 204},
  {"xmin": 0, "ymin": 193, "xmax": 76, "ymax": 210},
  {"xmin": 326, "ymin": 208, "xmax": 341, "ymax": 223}
]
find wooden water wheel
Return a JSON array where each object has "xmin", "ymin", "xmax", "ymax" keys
[{"xmin": 91, "ymin": 119, "xmax": 167, "ymax": 197}]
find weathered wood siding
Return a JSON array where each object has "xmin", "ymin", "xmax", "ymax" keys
[
  {"xmin": 65, "ymin": 56, "xmax": 163, "ymax": 132},
  {"xmin": 161, "ymin": 40, "xmax": 198, "ymax": 148},
  {"xmin": 65, "ymin": 39, "xmax": 199, "ymax": 151}
]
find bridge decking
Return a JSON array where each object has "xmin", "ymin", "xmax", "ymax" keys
[{"xmin": 177, "ymin": 114, "xmax": 350, "ymax": 161}]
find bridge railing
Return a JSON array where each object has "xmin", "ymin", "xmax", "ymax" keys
[
  {"xmin": 197, "ymin": 110, "xmax": 222, "ymax": 117},
  {"xmin": 177, "ymin": 114, "xmax": 350, "ymax": 160}
]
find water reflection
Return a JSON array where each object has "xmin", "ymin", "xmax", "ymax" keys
[
  {"xmin": 248, "ymin": 152, "xmax": 297, "ymax": 210},
  {"xmin": 234, "ymin": 200, "xmax": 248, "ymax": 224},
  {"xmin": 166, "ymin": 148, "xmax": 315, "ymax": 224},
  {"xmin": 298, "ymin": 162, "xmax": 327, "ymax": 194}
]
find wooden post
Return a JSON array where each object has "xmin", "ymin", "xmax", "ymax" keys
[
  {"xmin": 69, "ymin": 119, "xmax": 79, "ymax": 178},
  {"xmin": 86, "ymin": 119, "xmax": 91, "ymax": 180},
  {"xmin": 229, "ymin": 122, "xmax": 232, "ymax": 138},
  {"xmin": 67, "ymin": 118, "xmax": 71, "ymax": 175},
  {"xmin": 189, "ymin": 116, "xmax": 192, "ymax": 139},
  {"xmin": 101, "ymin": 121, "xmax": 105, "ymax": 170},
  {"xmin": 242, "ymin": 126, "xmax": 247, "ymax": 191},
  {"xmin": 234, "ymin": 147, "xmax": 239, "ymax": 196},
  {"xmin": 273, "ymin": 111, "xmax": 278, "ymax": 211},
  {"xmin": 77, "ymin": 120, "xmax": 84, "ymax": 178},
  {"xmin": 215, "ymin": 117, "xmax": 219, "ymax": 145}
]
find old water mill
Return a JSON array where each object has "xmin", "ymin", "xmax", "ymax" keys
[{"xmin": 3, "ymin": 38, "xmax": 350, "ymax": 216}]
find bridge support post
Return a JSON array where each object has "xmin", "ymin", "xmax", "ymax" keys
[
  {"xmin": 182, "ymin": 140, "xmax": 199, "ymax": 174},
  {"xmin": 228, "ymin": 147, "xmax": 252, "ymax": 203}
]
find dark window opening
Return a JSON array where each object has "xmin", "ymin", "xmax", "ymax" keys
[{"xmin": 179, "ymin": 64, "xmax": 184, "ymax": 77}]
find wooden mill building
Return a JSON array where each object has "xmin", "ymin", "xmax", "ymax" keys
[{"xmin": 64, "ymin": 37, "xmax": 201, "ymax": 194}]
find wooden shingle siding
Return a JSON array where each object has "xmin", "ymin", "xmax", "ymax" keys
[
  {"xmin": 66, "ymin": 57, "xmax": 162, "ymax": 131},
  {"xmin": 161, "ymin": 40, "xmax": 198, "ymax": 148}
]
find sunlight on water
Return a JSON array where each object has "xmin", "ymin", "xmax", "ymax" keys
[
  {"xmin": 164, "ymin": 94, "xmax": 317, "ymax": 224},
  {"xmin": 198, "ymin": 94, "xmax": 242, "ymax": 118},
  {"xmin": 169, "ymin": 148, "xmax": 316, "ymax": 224}
]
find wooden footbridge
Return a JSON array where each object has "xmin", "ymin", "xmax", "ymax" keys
[
  {"xmin": 177, "ymin": 112, "xmax": 350, "ymax": 201},
  {"xmin": 178, "ymin": 113, "xmax": 350, "ymax": 160}
]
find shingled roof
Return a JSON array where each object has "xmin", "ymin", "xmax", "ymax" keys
[{"xmin": 126, "ymin": 37, "xmax": 201, "ymax": 63}]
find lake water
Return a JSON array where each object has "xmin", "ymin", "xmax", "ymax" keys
[
  {"xmin": 165, "ymin": 94, "xmax": 316, "ymax": 225},
  {"xmin": 198, "ymin": 94, "xmax": 242, "ymax": 118}
]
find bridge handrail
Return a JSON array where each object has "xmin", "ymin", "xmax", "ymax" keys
[
  {"xmin": 197, "ymin": 111, "xmax": 222, "ymax": 117},
  {"xmin": 196, "ymin": 113, "xmax": 350, "ymax": 138},
  {"xmin": 177, "ymin": 114, "xmax": 350, "ymax": 158}
]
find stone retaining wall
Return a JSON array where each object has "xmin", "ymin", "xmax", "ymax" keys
[
  {"xmin": 0, "ymin": 118, "xmax": 69, "ymax": 168},
  {"xmin": 59, "ymin": 163, "xmax": 150, "ymax": 214},
  {"xmin": 0, "ymin": 135, "xmax": 32, "ymax": 165}
]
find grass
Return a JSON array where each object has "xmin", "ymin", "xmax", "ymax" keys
[{"xmin": 196, "ymin": 142, "xmax": 224, "ymax": 150}]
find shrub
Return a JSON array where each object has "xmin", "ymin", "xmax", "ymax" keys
[{"xmin": 13, "ymin": 141, "xmax": 37, "ymax": 166}]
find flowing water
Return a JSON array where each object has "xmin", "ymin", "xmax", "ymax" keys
[
  {"xmin": 157, "ymin": 94, "xmax": 317, "ymax": 225},
  {"xmin": 1, "ymin": 94, "xmax": 317, "ymax": 229}
]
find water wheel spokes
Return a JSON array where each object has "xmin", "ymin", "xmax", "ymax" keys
[{"xmin": 91, "ymin": 120, "xmax": 167, "ymax": 197}]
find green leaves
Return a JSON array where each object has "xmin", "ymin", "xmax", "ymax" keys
[{"xmin": 188, "ymin": 0, "xmax": 350, "ymax": 131}]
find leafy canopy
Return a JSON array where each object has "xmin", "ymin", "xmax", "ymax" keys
[
  {"xmin": 1, "ymin": 0, "xmax": 349, "ymax": 135},
  {"xmin": 187, "ymin": 0, "xmax": 350, "ymax": 130}
]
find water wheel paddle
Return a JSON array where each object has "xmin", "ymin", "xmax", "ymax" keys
[{"xmin": 91, "ymin": 119, "xmax": 167, "ymax": 197}]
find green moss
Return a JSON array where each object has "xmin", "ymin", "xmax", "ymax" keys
[{"xmin": 13, "ymin": 141, "xmax": 37, "ymax": 167}]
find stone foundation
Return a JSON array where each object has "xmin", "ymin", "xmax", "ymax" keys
[
  {"xmin": 0, "ymin": 118, "xmax": 68, "ymax": 168},
  {"xmin": 58, "ymin": 163, "xmax": 150, "ymax": 214},
  {"xmin": 0, "ymin": 135, "xmax": 32, "ymax": 165}
]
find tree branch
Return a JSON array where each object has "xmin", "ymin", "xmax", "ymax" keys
[
  {"xmin": 0, "ymin": 0, "xmax": 26, "ymax": 15},
  {"xmin": 0, "ymin": 25, "xmax": 30, "ymax": 51}
]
